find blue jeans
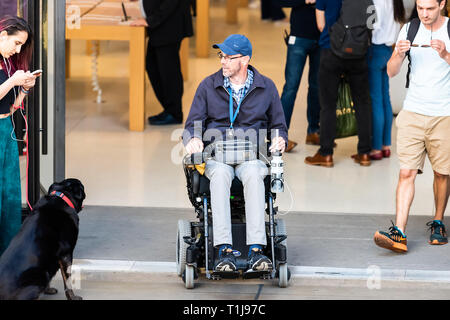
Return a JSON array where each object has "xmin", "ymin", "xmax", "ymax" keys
[
  {"xmin": 367, "ymin": 44, "xmax": 393, "ymax": 151},
  {"xmin": 280, "ymin": 36, "xmax": 320, "ymax": 134}
]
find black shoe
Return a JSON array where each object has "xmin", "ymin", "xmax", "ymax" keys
[
  {"xmin": 214, "ymin": 247, "xmax": 237, "ymax": 272},
  {"xmin": 427, "ymin": 220, "xmax": 448, "ymax": 245},
  {"xmin": 148, "ymin": 112, "xmax": 182, "ymax": 125},
  {"xmin": 148, "ymin": 111, "xmax": 168, "ymax": 122},
  {"xmin": 247, "ymin": 248, "xmax": 273, "ymax": 272}
]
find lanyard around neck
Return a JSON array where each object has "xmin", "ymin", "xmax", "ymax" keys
[{"xmin": 228, "ymin": 87, "xmax": 242, "ymax": 130}]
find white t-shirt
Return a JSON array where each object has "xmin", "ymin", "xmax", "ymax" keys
[
  {"xmin": 372, "ymin": 0, "xmax": 401, "ymax": 46},
  {"xmin": 230, "ymin": 82, "xmax": 245, "ymax": 93},
  {"xmin": 397, "ymin": 17, "xmax": 450, "ymax": 116}
]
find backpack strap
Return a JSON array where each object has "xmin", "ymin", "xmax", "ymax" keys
[
  {"xmin": 404, "ymin": 18, "xmax": 450, "ymax": 88},
  {"xmin": 405, "ymin": 18, "xmax": 420, "ymax": 88},
  {"xmin": 448, "ymin": 17, "xmax": 450, "ymax": 38}
]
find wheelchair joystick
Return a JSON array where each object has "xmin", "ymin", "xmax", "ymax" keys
[
  {"xmin": 270, "ymin": 151, "xmax": 284, "ymax": 193},
  {"xmin": 270, "ymin": 147, "xmax": 284, "ymax": 194}
]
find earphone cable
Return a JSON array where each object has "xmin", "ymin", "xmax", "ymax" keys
[
  {"xmin": 2, "ymin": 56, "xmax": 26, "ymax": 142},
  {"xmin": 2, "ymin": 56, "xmax": 32, "ymax": 210}
]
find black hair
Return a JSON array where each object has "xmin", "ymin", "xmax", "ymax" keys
[
  {"xmin": 0, "ymin": 15, "xmax": 33, "ymax": 72},
  {"xmin": 393, "ymin": 0, "xmax": 407, "ymax": 24}
]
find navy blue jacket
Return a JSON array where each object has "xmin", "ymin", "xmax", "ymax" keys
[{"xmin": 183, "ymin": 66, "xmax": 288, "ymax": 148}]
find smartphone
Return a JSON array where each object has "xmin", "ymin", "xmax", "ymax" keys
[{"xmin": 31, "ymin": 69, "xmax": 43, "ymax": 76}]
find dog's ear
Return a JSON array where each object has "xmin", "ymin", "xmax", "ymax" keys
[
  {"xmin": 65, "ymin": 179, "xmax": 86, "ymax": 209},
  {"xmin": 48, "ymin": 181, "xmax": 62, "ymax": 194},
  {"xmin": 73, "ymin": 184, "xmax": 86, "ymax": 212},
  {"xmin": 75, "ymin": 183, "xmax": 86, "ymax": 202}
]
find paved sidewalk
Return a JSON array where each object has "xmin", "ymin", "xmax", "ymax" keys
[
  {"xmin": 45, "ymin": 274, "xmax": 450, "ymax": 300},
  {"xmin": 72, "ymin": 206, "xmax": 450, "ymax": 284}
]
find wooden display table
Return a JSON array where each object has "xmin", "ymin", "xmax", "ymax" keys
[
  {"xmin": 196, "ymin": 0, "xmax": 247, "ymax": 58},
  {"xmin": 66, "ymin": 0, "xmax": 188, "ymax": 131}
]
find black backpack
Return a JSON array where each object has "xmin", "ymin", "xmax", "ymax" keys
[
  {"xmin": 405, "ymin": 18, "xmax": 450, "ymax": 88},
  {"xmin": 329, "ymin": 0, "xmax": 375, "ymax": 59}
]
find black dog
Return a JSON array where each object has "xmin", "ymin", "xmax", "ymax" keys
[{"xmin": 0, "ymin": 178, "xmax": 86, "ymax": 300}]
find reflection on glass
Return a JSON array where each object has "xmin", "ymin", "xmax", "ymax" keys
[{"xmin": 17, "ymin": 0, "xmax": 28, "ymax": 19}]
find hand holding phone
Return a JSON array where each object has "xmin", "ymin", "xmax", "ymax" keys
[
  {"xmin": 21, "ymin": 70, "xmax": 40, "ymax": 91},
  {"xmin": 31, "ymin": 69, "xmax": 43, "ymax": 77}
]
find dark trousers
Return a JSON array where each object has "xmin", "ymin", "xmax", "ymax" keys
[
  {"xmin": 146, "ymin": 42, "xmax": 183, "ymax": 121},
  {"xmin": 318, "ymin": 48, "xmax": 372, "ymax": 156}
]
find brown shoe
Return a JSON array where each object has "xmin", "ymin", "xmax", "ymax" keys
[
  {"xmin": 305, "ymin": 133, "xmax": 320, "ymax": 145},
  {"xmin": 285, "ymin": 140, "xmax": 298, "ymax": 153},
  {"xmin": 305, "ymin": 152, "xmax": 334, "ymax": 167},
  {"xmin": 351, "ymin": 153, "xmax": 371, "ymax": 166},
  {"xmin": 306, "ymin": 133, "xmax": 337, "ymax": 148}
]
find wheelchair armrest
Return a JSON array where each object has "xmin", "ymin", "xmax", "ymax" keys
[
  {"xmin": 184, "ymin": 153, "xmax": 205, "ymax": 165},
  {"xmin": 191, "ymin": 170, "xmax": 200, "ymax": 194}
]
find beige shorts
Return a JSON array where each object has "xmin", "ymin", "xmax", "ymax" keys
[{"xmin": 396, "ymin": 110, "xmax": 450, "ymax": 175}]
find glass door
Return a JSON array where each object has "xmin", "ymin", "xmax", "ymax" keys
[{"xmin": 21, "ymin": 0, "xmax": 66, "ymax": 210}]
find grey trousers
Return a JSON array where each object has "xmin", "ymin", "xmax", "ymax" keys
[{"xmin": 205, "ymin": 159, "xmax": 268, "ymax": 247}]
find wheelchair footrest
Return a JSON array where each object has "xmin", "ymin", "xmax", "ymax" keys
[
  {"xmin": 211, "ymin": 271, "xmax": 241, "ymax": 280},
  {"xmin": 243, "ymin": 269, "xmax": 273, "ymax": 280}
]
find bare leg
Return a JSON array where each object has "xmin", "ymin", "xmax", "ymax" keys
[
  {"xmin": 395, "ymin": 169, "xmax": 418, "ymax": 234},
  {"xmin": 433, "ymin": 171, "xmax": 450, "ymax": 221}
]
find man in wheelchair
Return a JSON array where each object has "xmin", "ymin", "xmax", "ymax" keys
[{"xmin": 183, "ymin": 34, "xmax": 288, "ymax": 275}]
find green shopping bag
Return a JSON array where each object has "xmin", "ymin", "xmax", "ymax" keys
[{"xmin": 336, "ymin": 77, "xmax": 358, "ymax": 139}]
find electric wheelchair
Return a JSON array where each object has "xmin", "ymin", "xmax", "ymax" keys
[{"xmin": 176, "ymin": 140, "xmax": 291, "ymax": 289}]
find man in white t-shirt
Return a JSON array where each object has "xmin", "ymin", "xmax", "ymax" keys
[{"xmin": 374, "ymin": 0, "xmax": 450, "ymax": 253}]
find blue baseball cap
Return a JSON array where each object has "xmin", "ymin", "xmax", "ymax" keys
[{"xmin": 213, "ymin": 34, "xmax": 252, "ymax": 58}]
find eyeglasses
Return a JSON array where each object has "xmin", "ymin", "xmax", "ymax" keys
[
  {"xmin": 410, "ymin": 25, "xmax": 433, "ymax": 48},
  {"xmin": 217, "ymin": 52, "xmax": 243, "ymax": 62},
  {"xmin": 410, "ymin": 44, "xmax": 431, "ymax": 48}
]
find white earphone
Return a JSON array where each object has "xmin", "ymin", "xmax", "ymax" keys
[{"xmin": 2, "ymin": 55, "xmax": 26, "ymax": 143}]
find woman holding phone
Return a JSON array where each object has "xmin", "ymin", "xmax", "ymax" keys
[{"xmin": 0, "ymin": 15, "xmax": 36, "ymax": 256}]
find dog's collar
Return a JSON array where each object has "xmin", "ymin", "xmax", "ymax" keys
[{"xmin": 50, "ymin": 191, "xmax": 75, "ymax": 209}]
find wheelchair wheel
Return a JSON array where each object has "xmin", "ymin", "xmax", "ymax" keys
[
  {"xmin": 176, "ymin": 220, "xmax": 192, "ymax": 276},
  {"xmin": 275, "ymin": 219, "xmax": 290, "ymax": 288},
  {"xmin": 278, "ymin": 263, "xmax": 290, "ymax": 288},
  {"xmin": 184, "ymin": 265, "xmax": 195, "ymax": 289}
]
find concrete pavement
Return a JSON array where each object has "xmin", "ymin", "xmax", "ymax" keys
[
  {"xmin": 44, "ymin": 275, "xmax": 450, "ymax": 300},
  {"xmin": 65, "ymin": 206, "xmax": 450, "ymax": 296}
]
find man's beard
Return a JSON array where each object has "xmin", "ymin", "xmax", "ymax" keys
[
  {"xmin": 222, "ymin": 65, "xmax": 241, "ymax": 79},
  {"xmin": 222, "ymin": 69, "xmax": 235, "ymax": 78}
]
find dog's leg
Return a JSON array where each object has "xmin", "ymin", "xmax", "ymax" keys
[
  {"xmin": 44, "ymin": 285, "xmax": 58, "ymax": 295},
  {"xmin": 58, "ymin": 257, "xmax": 82, "ymax": 300},
  {"xmin": 45, "ymin": 266, "xmax": 58, "ymax": 295}
]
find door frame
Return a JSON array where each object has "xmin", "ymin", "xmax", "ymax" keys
[{"xmin": 26, "ymin": 0, "xmax": 66, "ymax": 209}]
